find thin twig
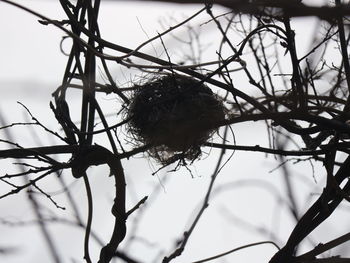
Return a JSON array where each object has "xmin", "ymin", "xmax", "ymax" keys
[{"xmin": 192, "ymin": 241, "xmax": 280, "ymax": 263}]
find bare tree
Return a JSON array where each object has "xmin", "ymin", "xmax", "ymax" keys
[{"xmin": 1, "ymin": 0, "xmax": 350, "ymax": 262}]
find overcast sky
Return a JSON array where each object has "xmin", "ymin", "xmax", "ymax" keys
[{"xmin": 0, "ymin": 1, "xmax": 349, "ymax": 263}]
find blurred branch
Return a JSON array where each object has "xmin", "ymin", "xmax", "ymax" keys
[
  {"xmin": 131, "ymin": 0, "xmax": 350, "ymax": 19},
  {"xmin": 0, "ymin": 112, "xmax": 62, "ymax": 263}
]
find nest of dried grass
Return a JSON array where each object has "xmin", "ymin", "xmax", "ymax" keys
[{"xmin": 127, "ymin": 74, "xmax": 225, "ymax": 165}]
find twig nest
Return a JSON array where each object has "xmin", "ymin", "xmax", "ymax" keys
[{"xmin": 127, "ymin": 74, "xmax": 225, "ymax": 164}]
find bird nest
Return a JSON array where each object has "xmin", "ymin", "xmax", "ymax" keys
[{"xmin": 126, "ymin": 74, "xmax": 225, "ymax": 165}]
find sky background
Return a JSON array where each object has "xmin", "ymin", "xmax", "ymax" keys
[{"xmin": 0, "ymin": 1, "xmax": 349, "ymax": 263}]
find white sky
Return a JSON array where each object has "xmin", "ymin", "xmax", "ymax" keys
[{"xmin": 0, "ymin": 1, "xmax": 350, "ymax": 263}]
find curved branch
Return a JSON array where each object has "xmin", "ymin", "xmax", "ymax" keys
[
  {"xmin": 82, "ymin": 175, "xmax": 93, "ymax": 263},
  {"xmin": 192, "ymin": 241, "xmax": 280, "ymax": 263}
]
